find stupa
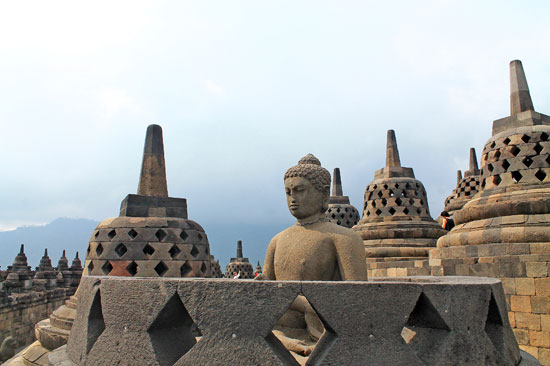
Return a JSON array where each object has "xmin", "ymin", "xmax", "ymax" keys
[
  {"xmin": 431, "ymin": 60, "xmax": 550, "ymax": 362},
  {"xmin": 354, "ymin": 130, "xmax": 447, "ymax": 277},
  {"xmin": 84, "ymin": 124, "xmax": 212, "ymax": 278},
  {"xmin": 224, "ymin": 240, "xmax": 254, "ymax": 278},
  {"xmin": 3, "ymin": 124, "xmax": 213, "ymax": 366},
  {"xmin": 209, "ymin": 255, "xmax": 223, "ymax": 278},
  {"xmin": 443, "ymin": 148, "xmax": 481, "ymax": 216},
  {"xmin": 325, "ymin": 168, "xmax": 360, "ymax": 228}
]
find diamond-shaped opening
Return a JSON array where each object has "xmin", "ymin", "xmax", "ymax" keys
[
  {"xmin": 546, "ymin": 155, "xmax": 550, "ymax": 166},
  {"xmin": 102, "ymin": 261, "xmax": 113, "ymax": 275},
  {"xmin": 485, "ymin": 291, "xmax": 505, "ymax": 354},
  {"xmin": 395, "ymin": 183, "xmax": 400, "ymax": 189},
  {"xmin": 200, "ymin": 262, "xmax": 207, "ymax": 273},
  {"xmin": 493, "ymin": 175, "xmax": 502, "ymax": 186},
  {"xmin": 155, "ymin": 229, "xmax": 167, "ymax": 242},
  {"xmin": 372, "ymin": 184, "xmax": 377, "ymax": 190},
  {"xmin": 534, "ymin": 143, "xmax": 544, "ymax": 155},
  {"xmin": 169, "ymin": 245, "xmax": 181, "ymax": 259},
  {"xmin": 114, "ymin": 243, "xmax": 127, "ymax": 258},
  {"xmin": 375, "ymin": 209, "xmax": 382, "ymax": 216},
  {"xmin": 389, "ymin": 207, "xmax": 396, "ymax": 215},
  {"xmin": 389, "ymin": 190, "xmax": 394, "ymax": 197},
  {"xmin": 521, "ymin": 134, "xmax": 531, "ymax": 143},
  {"xmin": 267, "ymin": 294, "xmax": 336, "ymax": 365},
  {"xmin": 511, "ymin": 171, "xmax": 523, "ymax": 183},
  {"xmin": 490, "ymin": 141, "xmax": 496, "ymax": 149},
  {"xmin": 366, "ymin": 211, "xmax": 371, "ymax": 217},
  {"xmin": 331, "ymin": 213, "xmax": 336, "ymax": 219},
  {"xmin": 487, "ymin": 163, "xmax": 494, "ymax": 172},
  {"xmin": 383, "ymin": 184, "xmax": 388, "ymax": 189},
  {"xmin": 198, "ymin": 233, "xmax": 203, "ymax": 241},
  {"xmin": 190, "ymin": 245, "xmax": 200, "ymax": 258},
  {"xmin": 147, "ymin": 293, "xmax": 198, "ymax": 366},
  {"xmin": 395, "ymin": 198, "xmax": 402, "ymax": 206},
  {"xmin": 502, "ymin": 137, "xmax": 511, "ymax": 145},
  {"xmin": 94, "ymin": 231, "xmax": 100, "ymax": 238},
  {"xmin": 86, "ymin": 289, "xmax": 106, "ymax": 353},
  {"xmin": 402, "ymin": 190, "xmax": 408, "ymax": 197},
  {"xmin": 96, "ymin": 243, "xmax": 104, "ymax": 256},
  {"xmin": 128, "ymin": 229, "xmax": 138, "ymax": 239},
  {"xmin": 126, "ymin": 261, "xmax": 138, "ymax": 276},
  {"xmin": 88, "ymin": 261, "xmax": 94, "ymax": 272},
  {"xmin": 535, "ymin": 170, "xmax": 547, "ymax": 182},
  {"xmin": 381, "ymin": 198, "xmax": 387, "ymax": 206},
  {"xmin": 377, "ymin": 191, "xmax": 383, "ymax": 198},
  {"xmin": 481, "ymin": 178, "xmax": 486, "ymax": 189},
  {"xmin": 336, "ymin": 208, "xmax": 341, "ymax": 213},
  {"xmin": 403, "ymin": 207, "xmax": 409, "ymax": 215},
  {"xmin": 510, "ymin": 146, "xmax": 520, "ymax": 157},
  {"xmin": 416, "ymin": 208, "xmax": 422, "ymax": 215},
  {"xmin": 180, "ymin": 230, "xmax": 188, "ymax": 242},
  {"xmin": 522, "ymin": 157, "xmax": 533, "ymax": 168},
  {"xmin": 372, "ymin": 201, "xmax": 377, "ymax": 208},
  {"xmin": 401, "ymin": 293, "xmax": 450, "ymax": 365},
  {"xmin": 180, "ymin": 262, "xmax": 192, "ymax": 277},
  {"xmin": 494, "ymin": 150, "xmax": 501, "ymax": 159},
  {"xmin": 541, "ymin": 132, "xmax": 549, "ymax": 142},
  {"xmin": 143, "ymin": 244, "xmax": 155, "ymax": 256},
  {"xmin": 501, "ymin": 159, "xmax": 510, "ymax": 170},
  {"xmin": 87, "ymin": 245, "xmax": 91, "ymax": 255},
  {"xmin": 107, "ymin": 230, "xmax": 116, "ymax": 240},
  {"xmin": 154, "ymin": 261, "xmax": 168, "ymax": 277}
]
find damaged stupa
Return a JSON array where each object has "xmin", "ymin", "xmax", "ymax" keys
[
  {"xmin": 354, "ymin": 130, "xmax": 447, "ymax": 277},
  {"xmin": 442, "ymin": 148, "xmax": 481, "ymax": 216},
  {"xmin": 431, "ymin": 60, "xmax": 550, "ymax": 362}
]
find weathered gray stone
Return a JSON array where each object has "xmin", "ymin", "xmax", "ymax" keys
[{"xmin": 63, "ymin": 276, "xmax": 530, "ymax": 366}]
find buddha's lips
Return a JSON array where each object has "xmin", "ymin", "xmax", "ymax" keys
[{"xmin": 289, "ymin": 205, "xmax": 299, "ymax": 209}]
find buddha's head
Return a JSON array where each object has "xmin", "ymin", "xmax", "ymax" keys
[{"xmin": 284, "ymin": 154, "xmax": 331, "ymax": 219}]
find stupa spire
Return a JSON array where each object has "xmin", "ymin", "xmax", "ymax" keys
[
  {"xmin": 510, "ymin": 60, "xmax": 534, "ymax": 115},
  {"xmin": 469, "ymin": 148, "xmax": 479, "ymax": 172},
  {"xmin": 457, "ymin": 170, "xmax": 463, "ymax": 185},
  {"xmin": 386, "ymin": 130, "xmax": 401, "ymax": 168},
  {"xmin": 137, "ymin": 124, "xmax": 168, "ymax": 197},
  {"xmin": 237, "ymin": 240, "xmax": 243, "ymax": 258},
  {"xmin": 332, "ymin": 168, "xmax": 343, "ymax": 196}
]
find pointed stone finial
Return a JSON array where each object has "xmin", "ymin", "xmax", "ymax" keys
[
  {"xmin": 76, "ymin": 251, "xmax": 79, "ymax": 259},
  {"xmin": 332, "ymin": 168, "xmax": 344, "ymax": 196},
  {"xmin": 137, "ymin": 124, "xmax": 168, "ymax": 197},
  {"xmin": 19, "ymin": 244, "xmax": 24, "ymax": 253},
  {"xmin": 510, "ymin": 60, "xmax": 534, "ymax": 115},
  {"xmin": 386, "ymin": 130, "xmax": 401, "ymax": 168},
  {"xmin": 457, "ymin": 170, "xmax": 463, "ymax": 185},
  {"xmin": 469, "ymin": 148, "xmax": 479, "ymax": 172},
  {"xmin": 62, "ymin": 250, "xmax": 66, "ymax": 257},
  {"xmin": 44, "ymin": 248, "xmax": 48, "ymax": 256},
  {"xmin": 237, "ymin": 240, "xmax": 243, "ymax": 258}
]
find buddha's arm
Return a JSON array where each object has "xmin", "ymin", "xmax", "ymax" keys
[
  {"xmin": 260, "ymin": 238, "xmax": 277, "ymax": 280},
  {"xmin": 334, "ymin": 234, "xmax": 368, "ymax": 281}
]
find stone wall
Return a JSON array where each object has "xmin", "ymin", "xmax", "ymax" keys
[
  {"xmin": 430, "ymin": 237, "xmax": 550, "ymax": 364},
  {"xmin": 0, "ymin": 288, "xmax": 74, "ymax": 347},
  {"xmin": 65, "ymin": 276, "xmax": 528, "ymax": 366}
]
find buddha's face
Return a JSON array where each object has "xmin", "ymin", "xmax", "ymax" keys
[{"xmin": 285, "ymin": 176, "xmax": 327, "ymax": 219}]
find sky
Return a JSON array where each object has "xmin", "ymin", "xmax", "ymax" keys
[{"xmin": 0, "ymin": 1, "xmax": 549, "ymax": 265}]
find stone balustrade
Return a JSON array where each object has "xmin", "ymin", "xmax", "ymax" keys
[{"xmin": 59, "ymin": 276, "xmax": 540, "ymax": 366}]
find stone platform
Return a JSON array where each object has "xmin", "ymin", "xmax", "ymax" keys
[{"xmin": 51, "ymin": 276, "xmax": 539, "ymax": 365}]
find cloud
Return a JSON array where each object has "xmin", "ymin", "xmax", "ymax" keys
[
  {"xmin": 97, "ymin": 88, "xmax": 139, "ymax": 117},
  {"xmin": 205, "ymin": 80, "xmax": 226, "ymax": 97}
]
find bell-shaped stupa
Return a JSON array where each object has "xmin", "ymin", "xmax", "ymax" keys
[
  {"xmin": 431, "ymin": 60, "xmax": 550, "ymax": 360},
  {"xmin": 325, "ymin": 168, "xmax": 360, "ymax": 228},
  {"xmin": 225, "ymin": 240, "xmax": 254, "ymax": 278},
  {"xmin": 354, "ymin": 130, "xmax": 447, "ymax": 277},
  {"xmin": 442, "ymin": 148, "xmax": 481, "ymax": 215},
  {"xmin": 84, "ymin": 124, "xmax": 212, "ymax": 278}
]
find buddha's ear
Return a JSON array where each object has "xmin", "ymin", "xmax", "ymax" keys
[{"xmin": 321, "ymin": 187, "xmax": 330, "ymax": 212}]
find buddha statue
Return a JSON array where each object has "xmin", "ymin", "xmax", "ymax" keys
[{"xmin": 258, "ymin": 154, "xmax": 367, "ymax": 360}]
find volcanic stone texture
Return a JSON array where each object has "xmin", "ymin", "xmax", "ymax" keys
[
  {"xmin": 354, "ymin": 130, "xmax": 447, "ymax": 278},
  {"xmin": 431, "ymin": 60, "xmax": 550, "ymax": 364},
  {"xmin": 85, "ymin": 217, "xmax": 211, "ymax": 278},
  {"xmin": 63, "ymin": 275, "xmax": 534, "ymax": 366}
]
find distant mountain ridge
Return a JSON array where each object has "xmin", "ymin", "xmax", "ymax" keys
[{"xmin": 0, "ymin": 218, "xmax": 99, "ymax": 269}]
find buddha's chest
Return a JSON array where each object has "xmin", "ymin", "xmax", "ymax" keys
[{"xmin": 273, "ymin": 231, "xmax": 337, "ymax": 280}]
